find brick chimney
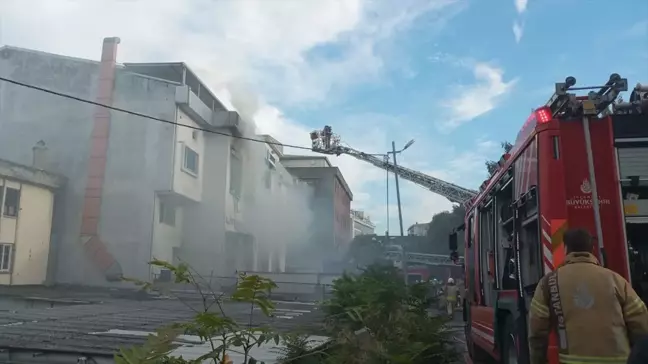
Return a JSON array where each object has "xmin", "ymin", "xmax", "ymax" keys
[{"xmin": 80, "ymin": 37, "xmax": 123, "ymax": 282}]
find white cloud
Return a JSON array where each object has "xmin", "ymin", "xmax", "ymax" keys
[
  {"xmin": 513, "ymin": 21, "xmax": 524, "ymax": 43},
  {"xmin": 439, "ymin": 63, "xmax": 518, "ymax": 130},
  {"xmin": 512, "ymin": 0, "xmax": 528, "ymax": 42},
  {"xmin": 514, "ymin": 0, "xmax": 528, "ymax": 14}
]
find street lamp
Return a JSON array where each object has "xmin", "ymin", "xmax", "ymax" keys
[{"xmin": 388, "ymin": 139, "xmax": 415, "ymax": 236}]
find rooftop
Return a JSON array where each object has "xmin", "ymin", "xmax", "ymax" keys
[
  {"xmin": 122, "ymin": 62, "xmax": 228, "ymax": 113},
  {"xmin": 0, "ymin": 158, "xmax": 66, "ymax": 190},
  {"xmin": 259, "ymin": 134, "xmax": 284, "ymax": 156},
  {"xmin": 0, "ymin": 44, "xmax": 229, "ymax": 121},
  {"xmin": 281, "ymin": 154, "xmax": 333, "ymax": 167},
  {"xmin": 351, "ymin": 210, "xmax": 375, "ymax": 228},
  {"xmin": 0, "ymin": 285, "xmax": 324, "ymax": 362}
]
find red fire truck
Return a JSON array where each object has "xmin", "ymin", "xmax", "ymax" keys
[{"xmin": 449, "ymin": 74, "xmax": 648, "ymax": 364}]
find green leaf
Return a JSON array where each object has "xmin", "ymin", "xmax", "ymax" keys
[{"xmin": 148, "ymin": 259, "xmax": 176, "ymax": 271}]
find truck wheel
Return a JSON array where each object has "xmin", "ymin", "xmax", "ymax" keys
[{"xmin": 502, "ymin": 316, "xmax": 519, "ymax": 364}]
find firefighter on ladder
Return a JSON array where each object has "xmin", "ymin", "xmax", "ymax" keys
[{"xmin": 528, "ymin": 228, "xmax": 648, "ymax": 364}]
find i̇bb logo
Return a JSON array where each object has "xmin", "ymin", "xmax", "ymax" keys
[
  {"xmin": 566, "ymin": 178, "xmax": 610, "ymax": 209},
  {"xmin": 580, "ymin": 179, "xmax": 592, "ymax": 194}
]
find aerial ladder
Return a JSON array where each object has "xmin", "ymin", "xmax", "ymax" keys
[
  {"xmin": 384, "ymin": 250, "xmax": 465, "ymax": 267},
  {"xmin": 309, "ymin": 126, "xmax": 478, "ymax": 204}
]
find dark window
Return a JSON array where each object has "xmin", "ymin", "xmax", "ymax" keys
[
  {"xmin": 183, "ymin": 146, "xmax": 199, "ymax": 175},
  {"xmin": 3, "ymin": 188, "xmax": 19, "ymax": 217},
  {"xmin": 0, "ymin": 244, "xmax": 12, "ymax": 272},
  {"xmin": 159, "ymin": 200, "xmax": 176, "ymax": 226}
]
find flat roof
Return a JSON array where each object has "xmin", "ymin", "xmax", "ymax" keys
[
  {"xmin": 0, "ymin": 285, "xmax": 325, "ymax": 360},
  {"xmin": 284, "ymin": 165, "xmax": 353, "ymax": 201},
  {"xmin": 259, "ymin": 134, "xmax": 284, "ymax": 156},
  {"xmin": 123, "ymin": 62, "xmax": 227, "ymax": 112},
  {"xmin": 281, "ymin": 154, "xmax": 333, "ymax": 167},
  {"xmin": 0, "ymin": 45, "xmax": 228, "ymax": 115},
  {"xmin": 0, "ymin": 158, "xmax": 65, "ymax": 190}
]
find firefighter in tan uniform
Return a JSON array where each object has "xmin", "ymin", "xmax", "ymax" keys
[
  {"xmin": 528, "ymin": 228, "xmax": 648, "ymax": 364},
  {"xmin": 445, "ymin": 278, "xmax": 459, "ymax": 318}
]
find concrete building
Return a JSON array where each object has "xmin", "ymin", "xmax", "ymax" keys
[
  {"xmin": 0, "ymin": 37, "xmax": 301, "ymax": 285},
  {"xmin": 407, "ymin": 222, "xmax": 430, "ymax": 236},
  {"xmin": 350, "ymin": 209, "xmax": 375, "ymax": 237},
  {"xmin": 0, "ymin": 150, "xmax": 65, "ymax": 285},
  {"xmin": 280, "ymin": 155, "xmax": 352, "ymax": 272}
]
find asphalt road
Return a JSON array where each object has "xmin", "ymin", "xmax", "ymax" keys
[{"xmin": 429, "ymin": 307, "xmax": 468, "ymax": 363}]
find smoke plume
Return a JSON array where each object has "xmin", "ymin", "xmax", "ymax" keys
[{"xmin": 227, "ymin": 83, "xmax": 315, "ymax": 272}]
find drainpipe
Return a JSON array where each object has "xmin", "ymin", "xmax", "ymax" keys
[{"xmin": 79, "ymin": 37, "xmax": 122, "ymax": 282}]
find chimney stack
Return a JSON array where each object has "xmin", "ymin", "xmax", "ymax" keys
[{"xmin": 32, "ymin": 140, "xmax": 48, "ymax": 169}]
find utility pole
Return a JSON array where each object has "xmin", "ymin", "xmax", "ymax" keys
[
  {"xmin": 391, "ymin": 141, "xmax": 407, "ymax": 284},
  {"xmin": 391, "ymin": 141, "xmax": 405, "ymax": 236}
]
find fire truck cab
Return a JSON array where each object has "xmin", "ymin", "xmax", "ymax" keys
[{"xmin": 451, "ymin": 74, "xmax": 648, "ymax": 364}]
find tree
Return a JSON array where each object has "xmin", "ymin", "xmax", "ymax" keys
[
  {"xmin": 485, "ymin": 141, "xmax": 513, "ymax": 175},
  {"xmin": 425, "ymin": 204, "xmax": 465, "ymax": 255},
  {"xmin": 344, "ymin": 235, "xmax": 390, "ymax": 269}
]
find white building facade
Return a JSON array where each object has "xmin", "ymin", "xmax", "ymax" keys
[
  {"xmin": 0, "ymin": 37, "xmax": 306, "ymax": 285},
  {"xmin": 407, "ymin": 222, "xmax": 430, "ymax": 236},
  {"xmin": 351, "ymin": 209, "xmax": 375, "ymax": 237}
]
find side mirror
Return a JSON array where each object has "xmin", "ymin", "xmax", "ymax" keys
[{"xmin": 449, "ymin": 232, "xmax": 458, "ymax": 251}]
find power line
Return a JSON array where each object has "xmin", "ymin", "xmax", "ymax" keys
[{"xmin": 0, "ymin": 76, "xmax": 316, "ymax": 152}]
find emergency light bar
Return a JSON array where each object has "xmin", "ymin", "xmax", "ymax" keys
[{"xmin": 545, "ymin": 74, "xmax": 628, "ymax": 119}]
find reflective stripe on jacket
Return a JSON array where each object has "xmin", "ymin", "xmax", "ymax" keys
[
  {"xmin": 445, "ymin": 284, "xmax": 458, "ymax": 302},
  {"xmin": 528, "ymin": 252, "xmax": 648, "ymax": 364}
]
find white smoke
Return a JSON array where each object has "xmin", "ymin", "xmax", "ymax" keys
[{"xmin": 227, "ymin": 83, "xmax": 315, "ymax": 272}]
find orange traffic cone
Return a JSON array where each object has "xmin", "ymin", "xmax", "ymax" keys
[{"xmin": 222, "ymin": 354, "xmax": 233, "ymax": 364}]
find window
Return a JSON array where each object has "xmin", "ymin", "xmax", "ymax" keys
[
  {"xmin": 182, "ymin": 146, "xmax": 199, "ymax": 176},
  {"xmin": 229, "ymin": 147, "xmax": 242, "ymax": 199},
  {"xmin": 266, "ymin": 150, "xmax": 276, "ymax": 169},
  {"xmin": 0, "ymin": 244, "xmax": 12, "ymax": 272},
  {"xmin": 467, "ymin": 214, "xmax": 474, "ymax": 248},
  {"xmin": 159, "ymin": 200, "xmax": 176, "ymax": 226},
  {"xmin": 3, "ymin": 188, "xmax": 19, "ymax": 217}
]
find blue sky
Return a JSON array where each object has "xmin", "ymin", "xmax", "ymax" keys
[
  {"xmin": 3, "ymin": 0, "xmax": 647, "ymax": 235},
  {"xmin": 275, "ymin": 0, "xmax": 648, "ymax": 233}
]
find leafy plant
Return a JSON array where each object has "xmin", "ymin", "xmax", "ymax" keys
[
  {"xmin": 116, "ymin": 260, "xmax": 281, "ymax": 364},
  {"xmin": 322, "ymin": 263, "xmax": 458, "ymax": 364},
  {"xmin": 275, "ymin": 333, "xmax": 328, "ymax": 364}
]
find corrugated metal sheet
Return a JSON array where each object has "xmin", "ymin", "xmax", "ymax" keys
[{"xmin": 618, "ymin": 147, "xmax": 648, "ymax": 178}]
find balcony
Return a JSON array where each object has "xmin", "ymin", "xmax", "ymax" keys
[{"xmin": 123, "ymin": 62, "xmax": 247, "ymax": 135}]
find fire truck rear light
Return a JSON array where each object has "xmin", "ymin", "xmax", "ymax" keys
[{"xmin": 536, "ymin": 107, "xmax": 552, "ymax": 123}]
